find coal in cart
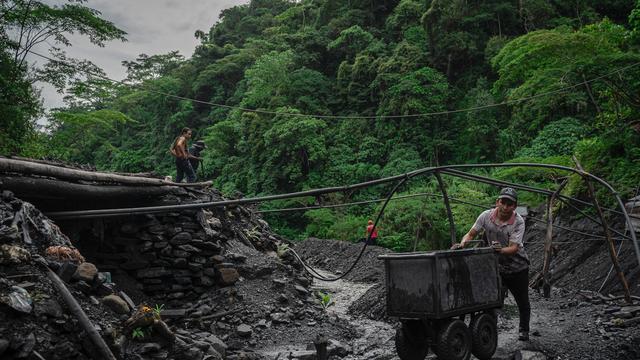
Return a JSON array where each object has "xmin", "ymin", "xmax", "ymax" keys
[{"xmin": 379, "ymin": 247, "xmax": 503, "ymax": 360}]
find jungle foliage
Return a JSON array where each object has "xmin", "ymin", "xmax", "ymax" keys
[{"xmin": 3, "ymin": 0, "xmax": 640, "ymax": 251}]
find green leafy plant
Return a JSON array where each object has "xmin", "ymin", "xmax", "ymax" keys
[
  {"xmin": 153, "ymin": 304, "xmax": 164, "ymax": 317},
  {"xmin": 131, "ymin": 327, "xmax": 144, "ymax": 339},
  {"xmin": 317, "ymin": 291, "xmax": 334, "ymax": 310},
  {"xmin": 276, "ymin": 243, "xmax": 290, "ymax": 258}
]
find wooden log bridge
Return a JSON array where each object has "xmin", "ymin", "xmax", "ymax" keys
[
  {"xmin": 0, "ymin": 157, "xmax": 212, "ymax": 211},
  {"xmin": 0, "ymin": 157, "xmax": 211, "ymax": 187}
]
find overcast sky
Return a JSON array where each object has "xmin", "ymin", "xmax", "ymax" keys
[{"xmin": 35, "ymin": 0, "xmax": 249, "ymax": 112}]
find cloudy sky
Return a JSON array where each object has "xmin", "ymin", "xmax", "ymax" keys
[{"xmin": 35, "ymin": 0, "xmax": 249, "ymax": 111}]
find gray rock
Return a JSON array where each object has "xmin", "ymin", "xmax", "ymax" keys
[
  {"xmin": 515, "ymin": 350, "xmax": 547, "ymax": 360},
  {"xmin": 328, "ymin": 339, "xmax": 350, "ymax": 357},
  {"xmin": 296, "ymin": 276, "xmax": 311, "ymax": 287},
  {"xmin": 205, "ymin": 334, "xmax": 227, "ymax": 356},
  {"xmin": 210, "ymin": 255, "xmax": 225, "ymax": 264},
  {"xmin": 199, "ymin": 304, "xmax": 212, "ymax": 316},
  {"xmin": 270, "ymin": 312, "xmax": 290, "ymax": 324},
  {"xmin": 294, "ymin": 285, "xmax": 309, "ymax": 295},
  {"xmin": 139, "ymin": 241, "xmax": 154, "ymax": 252},
  {"xmin": 73, "ymin": 262, "xmax": 98, "ymax": 282},
  {"xmin": 196, "ymin": 241, "xmax": 222, "ymax": 252},
  {"xmin": 288, "ymin": 350, "xmax": 316, "ymax": 360},
  {"xmin": 35, "ymin": 299, "xmax": 63, "ymax": 318},
  {"xmin": 154, "ymin": 241, "xmax": 169, "ymax": 248},
  {"xmin": 272, "ymin": 278, "xmax": 286, "ymax": 288},
  {"xmin": 189, "ymin": 263, "xmax": 204, "ymax": 272},
  {"xmin": 216, "ymin": 268, "xmax": 239, "ymax": 286},
  {"xmin": 179, "ymin": 244, "xmax": 201, "ymax": 253},
  {"xmin": 207, "ymin": 217, "xmax": 222, "ymax": 229},
  {"xmin": 256, "ymin": 319, "xmax": 268, "ymax": 328},
  {"xmin": 203, "ymin": 347, "xmax": 223, "ymax": 360},
  {"xmin": 236, "ymin": 324, "xmax": 252, "ymax": 337},
  {"xmin": 102, "ymin": 295, "xmax": 130, "ymax": 314},
  {"xmin": 148, "ymin": 224, "xmax": 166, "ymax": 234},
  {"xmin": 179, "ymin": 347, "xmax": 203, "ymax": 360},
  {"xmin": 139, "ymin": 342, "xmax": 162, "ymax": 354},
  {"xmin": 172, "ymin": 250, "xmax": 190, "ymax": 258},
  {"xmin": 191, "ymin": 256, "xmax": 207, "ymax": 264},
  {"xmin": 170, "ymin": 232, "xmax": 192, "ymax": 245}
]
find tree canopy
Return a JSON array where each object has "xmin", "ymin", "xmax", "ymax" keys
[{"xmin": 3, "ymin": 0, "xmax": 640, "ymax": 249}]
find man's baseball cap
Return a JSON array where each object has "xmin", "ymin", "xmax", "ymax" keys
[
  {"xmin": 194, "ymin": 140, "xmax": 206, "ymax": 149},
  {"xmin": 498, "ymin": 187, "xmax": 517, "ymax": 202}
]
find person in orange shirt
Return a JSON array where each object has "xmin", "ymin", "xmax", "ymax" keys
[{"xmin": 365, "ymin": 219, "xmax": 379, "ymax": 245}]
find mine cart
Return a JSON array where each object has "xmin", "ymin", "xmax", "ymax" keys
[{"xmin": 379, "ymin": 248, "xmax": 502, "ymax": 360}]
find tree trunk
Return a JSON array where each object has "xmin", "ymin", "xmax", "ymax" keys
[
  {"xmin": 0, "ymin": 157, "xmax": 211, "ymax": 187},
  {"xmin": 0, "ymin": 175, "xmax": 188, "ymax": 200}
]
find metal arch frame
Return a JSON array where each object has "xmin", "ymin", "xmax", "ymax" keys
[
  {"xmin": 44, "ymin": 162, "xmax": 639, "ymax": 267},
  {"xmin": 400, "ymin": 163, "xmax": 638, "ymax": 267}
]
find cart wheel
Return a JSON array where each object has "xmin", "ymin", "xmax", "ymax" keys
[
  {"xmin": 395, "ymin": 321, "xmax": 428, "ymax": 360},
  {"xmin": 470, "ymin": 313, "xmax": 497, "ymax": 360},
  {"xmin": 434, "ymin": 319, "xmax": 471, "ymax": 360}
]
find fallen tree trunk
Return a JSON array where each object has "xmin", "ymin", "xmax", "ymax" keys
[
  {"xmin": 0, "ymin": 157, "xmax": 211, "ymax": 187},
  {"xmin": 0, "ymin": 175, "xmax": 188, "ymax": 200}
]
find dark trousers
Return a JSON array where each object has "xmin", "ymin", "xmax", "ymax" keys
[
  {"xmin": 501, "ymin": 268, "xmax": 531, "ymax": 332},
  {"xmin": 176, "ymin": 158, "xmax": 196, "ymax": 183}
]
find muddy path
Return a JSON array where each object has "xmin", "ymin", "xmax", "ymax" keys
[
  {"xmin": 311, "ymin": 270, "xmax": 397, "ymax": 359},
  {"xmin": 293, "ymin": 238, "xmax": 640, "ymax": 360}
]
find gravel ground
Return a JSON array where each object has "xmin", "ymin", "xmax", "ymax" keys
[{"xmin": 294, "ymin": 236, "xmax": 640, "ymax": 360}]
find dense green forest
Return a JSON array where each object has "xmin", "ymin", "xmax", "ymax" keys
[{"xmin": 2, "ymin": 0, "xmax": 640, "ymax": 250}]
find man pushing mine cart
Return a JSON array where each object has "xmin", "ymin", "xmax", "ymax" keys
[{"xmin": 379, "ymin": 247, "xmax": 502, "ymax": 360}]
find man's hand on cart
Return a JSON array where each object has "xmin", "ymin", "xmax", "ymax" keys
[
  {"xmin": 491, "ymin": 241, "xmax": 503, "ymax": 253},
  {"xmin": 451, "ymin": 240, "xmax": 487, "ymax": 250}
]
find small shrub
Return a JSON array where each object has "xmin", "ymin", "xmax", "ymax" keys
[
  {"xmin": 316, "ymin": 291, "xmax": 334, "ymax": 310},
  {"xmin": 153, "ymin": 304, "xmax": 164, "ymax": 318},
  {"xmin": 276, "ymin": 243, "xmax": 290, "ymax": 258}
]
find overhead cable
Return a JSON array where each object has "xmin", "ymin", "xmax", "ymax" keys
[{"xmin": 26, "ymin": 49, "xmax": 640, "ymax": 120}]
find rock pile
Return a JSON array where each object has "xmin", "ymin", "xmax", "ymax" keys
[
  {"xmin": 94, "ymin": 209, "xmax": 244, "ymax": 300},
  {"xmin": 0, "ymin": 186, "xmax": 360, "ymax": 359}
]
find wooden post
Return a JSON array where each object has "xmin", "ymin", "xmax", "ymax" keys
[
  {"xmin": 435, "ymin": 171, "xmax": 456, "ymax": 246},
  {"xmin": 542, "ymin": 180, "xmax": 567, "ymax": 298},
  {"xmin": 574, "ymin": 158, "xmax": 632, "ymax": 303}
]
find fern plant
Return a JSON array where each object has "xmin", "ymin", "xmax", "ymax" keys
[{"xmin": 131, "ymin": 327, "xmax": 144, "ymax": 339}]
